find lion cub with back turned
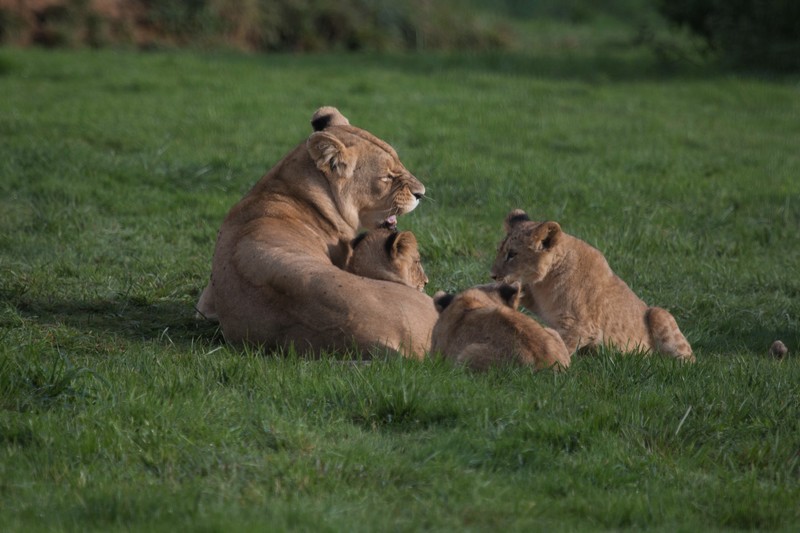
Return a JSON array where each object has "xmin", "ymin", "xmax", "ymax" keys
[
  {"xmin": 491, "ymin": 210, "xmax": 694, "ymax": 362},
  {"xmin": 346, "ymin": 227, "xmax": 428, "ymax": 291},
  {"xmin": 431, "ymin": 282, "xmax": 570, "ymax": 371}
]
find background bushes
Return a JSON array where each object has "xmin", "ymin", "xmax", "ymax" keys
[
  {"xmin": 0, "ymin": 0, "xmax": 513, "ymax": 52},
  {"xmin": 658, "ymin": 0, "xmax": 800, "ymax": 71},
  {"xmin": 1, "ymin": 0, "xmax": 798, "ymax": 71}
]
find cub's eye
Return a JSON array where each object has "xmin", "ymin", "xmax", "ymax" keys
[
  {"xmin": 381, "ymin": 174, "xmax": 398, "ymax": 183},
  {"xmin": 505, "ymin": 250, "xmax": 517, "ymax": 262}
]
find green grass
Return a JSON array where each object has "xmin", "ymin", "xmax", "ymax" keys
[{"xmin": 1, "ymin": 45, "xmax": 799, "ymax": 531}]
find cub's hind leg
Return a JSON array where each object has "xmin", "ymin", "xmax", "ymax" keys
[
  {"xmin": 455, "ymin": 343, "xmax": 499, "ymax": 372},
  {"xmin": 646, "ymin": 307, "xmax": 694, "ymax": 362}
]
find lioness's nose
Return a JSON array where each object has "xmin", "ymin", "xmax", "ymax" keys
[{"xmin": 410, "ymin": 180, "xmax": 425, "ymax": 200}]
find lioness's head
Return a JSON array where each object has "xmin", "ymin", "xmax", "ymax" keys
[
  {"xmin": 347, "ymin": 228, "xmax": 428, "ymax": 291},
  {"xmin": 490, "ymin": 209, "xmax": 563, "ymax": 285},
  {"xmin": 307, "ymin": 107, "xmax": 425, "ymax": 230},
  {"xmin": 433, "ymin": 282, "xmax": 522, "ymax": 314}
]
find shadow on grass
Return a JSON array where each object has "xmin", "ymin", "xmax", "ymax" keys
[
  {"xmin": 12, "ymin": 296, "xmax": 224, "ymax": 350},
  {"xmin": 11, "ymin": 295, "xmax": 797, "ymax": 357}
]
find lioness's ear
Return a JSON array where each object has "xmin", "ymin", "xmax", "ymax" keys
[
  {"xmin": 433, "ymin": 291, "xmax": 454, "ymax": 313},
  {"xmin": 387, "ymin": 231, "xmax": 417, "ymax": 259},
  {"xmin": 497, "ymin": 281, "xmax": 521, "ymax": 309},
  {"xmin": 504, "ymin": 209, "xmax": 530, "ymax": 232},
  {"xmin": 311, "ymin": 106, "xmax": 350, "ymax": 131},
  {"xmin": 307, "ymin": 131, "xmax": 355, "ymax": 180}
]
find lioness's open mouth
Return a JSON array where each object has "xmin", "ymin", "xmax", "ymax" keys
[{"xmin": 381, "ymin": 215, "xmax": 398, "ymax": 231}]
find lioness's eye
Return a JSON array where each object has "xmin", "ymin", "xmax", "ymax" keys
[{"xmin": 505, "ymin": 250, "xmax": 517, "ymax": 261}]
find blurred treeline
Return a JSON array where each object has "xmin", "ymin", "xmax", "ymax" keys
[
  {"xmin": 0, "ymin": 0, "xmax": 514, "ymax": 52},
  {"xmin": 0, "ymin": 0, "xmax": 797, "ymax": 70}
]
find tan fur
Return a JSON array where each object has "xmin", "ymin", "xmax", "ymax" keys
[
  {"xmin": 196, "ymin": 107, "xmax": 437, "ymax": 358},
  {"xmin": 431, "ymin": 282, "xmax": 571, "ymax": 371},
  {"xmin": 346, "ymin": 229, "xmax": 428, "ymax": 291},
  {"xmin": 490, "ymin": 209, "xmax": 695, "ymax": 362}
]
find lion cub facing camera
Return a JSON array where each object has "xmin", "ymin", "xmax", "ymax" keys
[
  {"xmin": 347, "ymin": 228, "xmax": 428, "ymax": 291},
  {"xmin": 491, "ymin": 209, "xmax": 694, "ymax": 362},
  {"xmin": 431, "ymin": 282, "xmax": 571, "ymax": 372}
]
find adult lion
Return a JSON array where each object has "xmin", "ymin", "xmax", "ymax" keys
[{"xmin": 197, "ymin": 107, "xmax": 437, "ymax": 358}]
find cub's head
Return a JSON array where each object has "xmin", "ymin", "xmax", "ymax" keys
[
  {"xmin": 347, "ymin": 228, "xmax": 428, "ymax": 291},
  {"xmin": 433, "ymin": 282, "xmax": 522, "ymax": 315},
  {"xmin": 490, "ymin": 209, "xmax": 563, "ymax": 285},
  {"xmin": 307, "ymin": 107, "xmax": 425, "ymax": 230}
]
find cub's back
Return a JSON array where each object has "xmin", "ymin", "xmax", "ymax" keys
[{"xmin": 432, "ymin": 283, "xmax": 570, "ymax": 371}]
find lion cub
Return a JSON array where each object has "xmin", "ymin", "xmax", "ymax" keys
[
  {"xmin": 431, "ymin": 282, "xmax": 570, "ymax": 372},
  {"xmin": 491, "ymin": 209, "xmax": 694, "ymax": 362},
  {"xmin": 346, "ymin": 228, "xmax": 428, "ymax": 291}
]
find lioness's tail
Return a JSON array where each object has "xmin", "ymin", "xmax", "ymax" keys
[{"xmin": 646, "ymin": 307, "xmax": 694, "ymax": 362}]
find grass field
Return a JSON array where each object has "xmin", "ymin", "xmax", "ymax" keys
[{"xmin": 1, "ymin": 44, "xmax": 799, "ymax": 531}]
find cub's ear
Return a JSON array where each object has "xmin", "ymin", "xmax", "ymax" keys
[
  {"xmin": 529, "ymin": 221, "xmax": 561, "ymax": 251},
  {"xmin": 504, "ymin": 209, "xmax": 530, "ymax": 232},
  {"xmin": 307, "ymin": 131, "xmax": 355, "ymax": 180},
  {"xmin": 311, "ymin": 106, "xmax": 350, "ymax": 131},
  {"xmin": 497, "ymin": 281, "xmax": 521, "ymax": 309},
  {"xmin": 433, "ymin": 291, "xmax": 454, "ymax": 313},
  {"xmin": 350, "ymin": 232, "xmax": 368, "ymax": 250},
  {"xmin": 386, "ymin": 231, "xmax": 417, "ymax": 259}
]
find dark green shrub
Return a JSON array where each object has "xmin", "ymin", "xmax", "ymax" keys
[
  {"xmin": 470, "ymin": 0, "xmax": 660, "ymax": 24},
  {"xmin": 658, "ymin": 0, "xmax": 800, "ymax": 71},
  {"xmin": 145, "ymin": 0, "xmax": 221, "ymax": 42}
]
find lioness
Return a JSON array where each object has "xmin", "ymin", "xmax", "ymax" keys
[
  {"xmin": 197, "ymin": 107, "xmax": 438, "ymax": 358},
  {"xmin": 431, "ymin": 282, "xmax": 571, "ymax": 371},
  {"xmin": 491, "ymin": 209, "xmax": 695, "ymax": 362},
  {"xmin": 347, "ymin": 227, "xmax": 428, "ymax": 291}
]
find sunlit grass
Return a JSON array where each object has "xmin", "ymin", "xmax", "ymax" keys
[{"xmin": 1, "ymin": 47, "xmax": 799, "ymax": 530}]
